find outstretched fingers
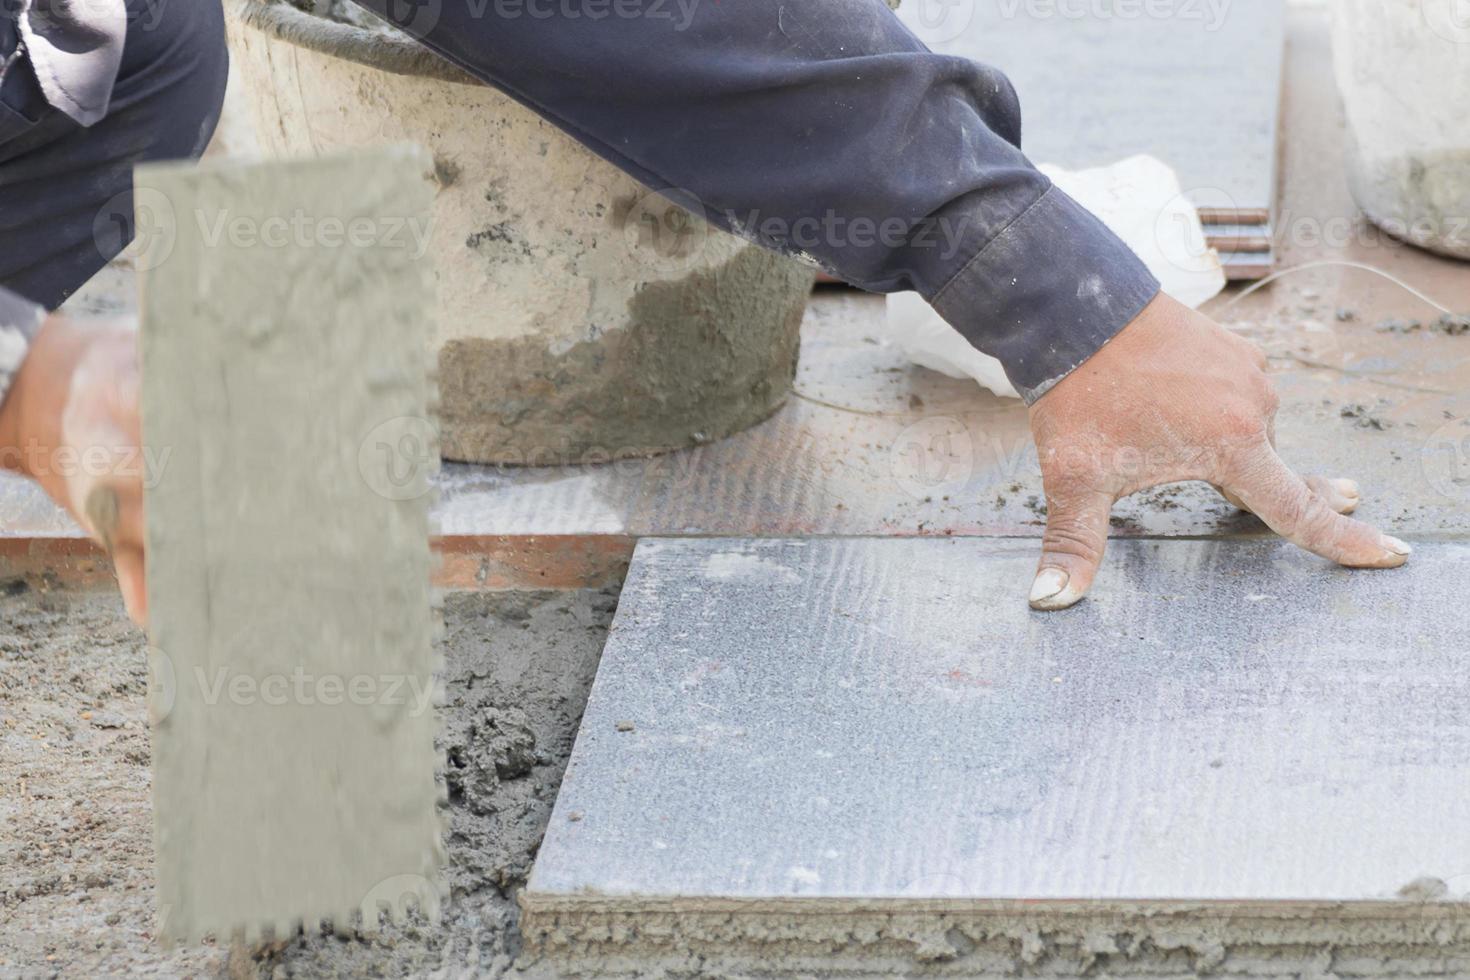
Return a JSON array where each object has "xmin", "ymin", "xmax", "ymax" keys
[
  {"xmin": 1222, "ymin": 445, "xmax": 1409, "ymax": 568},
  {"xmin": 1220, "ymin": 476, "xmax": 1360, "ymax": 515},
  {"xmin": 83, "ymin": 482, "xmax": 148, "ymax": 627}
]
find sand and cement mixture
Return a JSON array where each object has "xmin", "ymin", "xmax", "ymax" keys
[{"xmin": 0, "ymin": 584, "xmax": 615, "ymax": 979}]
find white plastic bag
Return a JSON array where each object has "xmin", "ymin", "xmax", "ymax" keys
[{"xmin": 884, "ymin": 154, "xmax": 1225, "ymax": 398}]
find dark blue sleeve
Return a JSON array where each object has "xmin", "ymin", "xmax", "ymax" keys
[{"xmin": 348, "ymin": 0, "xmax": 1159, "ymax": 401}]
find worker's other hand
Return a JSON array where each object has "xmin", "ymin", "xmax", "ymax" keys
[
  {"xmin": 0, "ymin": 316, "xmax": 148, "ymax": 626},
  {"xmin": 1026, "ymin": 292, "xmax": 1409, "ymax": 611}
]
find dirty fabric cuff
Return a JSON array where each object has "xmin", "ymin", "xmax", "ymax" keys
[
  {"xmin": 0, "ymin": 286, "xmax": 45, "ymax": 411},
  {"xmin": 930, "ymin": 185, "xmax": 1160, "ymax": 403}
]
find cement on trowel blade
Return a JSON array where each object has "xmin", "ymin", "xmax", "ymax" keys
[
  {"xmin": 524, "ymin": 537, "xmax": 1470, "ymax": 967},
  {"xmin": 138, "ymin": 148, "xmax": 443, "ymax": 943}
]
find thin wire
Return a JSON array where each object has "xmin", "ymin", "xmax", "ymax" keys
[
  {"xmin": 797, "ymin": 259, "xmax": 1463, "ymax": 416},
  {"xmin": 790, "ymin": 388, "xmax": 912, "ymax": 418},
  {"xmin": 1210, "ymin": 259, "xmax": 1459, "ymax": 316}
]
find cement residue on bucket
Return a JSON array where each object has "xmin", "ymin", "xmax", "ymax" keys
[{"xmin": 232, "ymin": 0, "xmax": 816, "ymax": 465}]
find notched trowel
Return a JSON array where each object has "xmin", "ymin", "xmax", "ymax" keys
[{"xmin": 135, "ymin": 146, "xmax": 446, "ymax": 943}]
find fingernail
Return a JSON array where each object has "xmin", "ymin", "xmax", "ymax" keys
[
  {"xmin": 1029, "ymin": 568, "xmax": 1071, "ymax": 608},
  {"xmin": 1332, "ymin": 478, "xmax": 1360, "ymax": 498},
  {"xmin": 1381, "ymin": 535, "xmax": 1412, "ymax": 556}
]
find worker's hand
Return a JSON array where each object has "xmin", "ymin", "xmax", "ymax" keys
[
  {"xmin": 1026, "ymin": 292, "xmax": 1410, "ymax": 611},
  {"xmin": 0, "ymin": 316, "xmax": 148, "ymax": 625}
]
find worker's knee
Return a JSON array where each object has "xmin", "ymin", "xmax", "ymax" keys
[{"xmin": 115, "ymin": 0, "xmax": 229, "ymax": 160}]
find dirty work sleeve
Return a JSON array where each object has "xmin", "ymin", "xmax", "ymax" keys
[
  {"xmin": 0, "ymin": 0, "xmax": 127, "ymax": 407},
  {"xmin": 0, "ymin": 0, "xmax": 226, "ymax": 410},
  {"xmin": 348, "ymin": 0, "xmax": 1160, "ymax": 402}
]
